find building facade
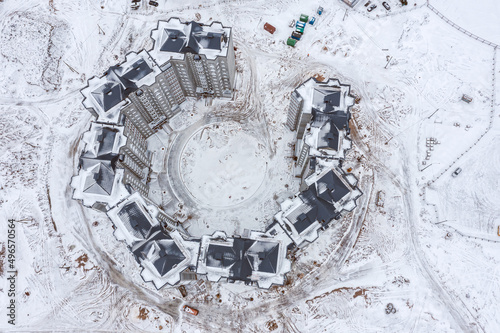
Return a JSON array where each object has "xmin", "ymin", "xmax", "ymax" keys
[
  {"xmin": 276, "ymin": 77, "xmax": 362, "ymax": 248},
  {"xmin": 286, "ymin": 78, "xmax": 355, "ymax": 178},
  {"xmin": 73, "ymin": 18, "xmax": 237, "ymax": 273},
  {"xmin": 81, "ymin": 18, "xmax": 235, "ymax": 139},
  {"xmin": 149, "ymin": 18, "xmax": 235, "ymax": 99},
  {"xmin": 76, "ymin": 18, "xmax": 236, "ymax": 205}
]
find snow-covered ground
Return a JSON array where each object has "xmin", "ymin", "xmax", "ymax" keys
[{"xmin": 0, "ymin": 0, "xmax": 499, "ymax": 332}]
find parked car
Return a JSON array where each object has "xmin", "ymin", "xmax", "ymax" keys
[
  {"xmin": 149, "ymin": 0, "xmax": 158, "ymax": 7},
  {"xmin": 368, "ymin": 4, "xmax": 377, "ymax": 12},
  {"xmin": 364, "ymin": 1, "xmax": 371, "ymax": 7},
  {"xmin": 178, "ymin": 285, "xmax": 188, "ymax": 298},
  {"xmin": 309, "ymin": 17, "xmax": 316, "ymax": 25},
  {"xmin": 183, "ymin": 305, "xmax": 199, "ymax": 316},
  {"xmin": 317, "ymin": 6, "xmax": 323, "ymax": 15},
  {"xmin": 289, "ymin": 20, "xmax": 295, "ymax": 28},
  {"xmin": 452, "ymin": 168, "xmax": 462, "ymax": 177},
  {"xmin": 382, "ymin": 2, "xmax": 390, "ymax": 10}
]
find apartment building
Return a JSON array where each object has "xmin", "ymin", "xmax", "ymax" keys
[
  {"xmin": 275, "ymin": 167, "xmax": 362, "ymax": 247},
  {"xmin": 81, "ymin": 19, "xmax": 236, "ymax": 139},
  {"xmin": 196, "ymin": 230, "xmax": 291, "ymax": 289},
  {"xmin": 71, "ymin": 122, "xmax": 148, "ymax": 210},
  {"xmin": 286, "ymin": 78, "xmax": 355, "ymax": 178},
  {"xmin": 149, "ymin": 18, "xmax": 235, "ymax": 98}
]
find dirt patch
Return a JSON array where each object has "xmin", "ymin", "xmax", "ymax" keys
[
  {"xmin": 46, "ymin": 186, "xmax": 58, "ymax": 232},
  {"xmin": 307, "ymin": 287, "xmax": 371, "ymax": 304},
  {"xmin": 313, "ymin": 74, "xmax": 325, "ymax": 82},
  {"xmin": 353, "ymin": 288, "xmax": 368, "ymax": 300},
  {"xmin": 266, "ymin": 320, "xmax": 278, "ymax": 331},
  {"xmin": 75, "ymin": 253, "xmax": 89, "ymax": 268},
  {"xmin": 138, "ymin": 307, "xmax": 149, "ymax": 320}
]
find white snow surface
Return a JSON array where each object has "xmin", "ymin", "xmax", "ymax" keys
[{"xmin": 0, "ymin": 0, "xmax": 499, "ymax": 332}]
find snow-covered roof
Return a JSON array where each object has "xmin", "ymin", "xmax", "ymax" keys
[
  {"xmin": 106, "ymin": 193, "xmax": 199, "ymax": 288},
  {"xmin": 81, "ymin": 50, "xmax": 161, "ymax": 123},
  {"xmin": 276, "ymin": 168, "xmax": 361, "ymax": 247},
  {"xmin": 132, "ymin": 230, "xmax": 199, "ymax": 289},
  {"xmin": 149, "ymin": 18, "xmax": 231, "ymax": 66},
  {"xmin": 295, "ymin": 77, "xmax": 354, "ymax": 116},
  {"xmin": 107, "ymin": 192, "xmax": 161, "ymax": 246},
  {"xmin": 71, "ymin": 123, "xmax": 131, "ymax": 209},
  {"xmin": 196, "ymin": 231, "xmax": 291, "ymax": 289},
  {"xmin": 305, "ymin": 167, "xmax": 362, "ymax": 212},
  {"xmin": 296, "ymin": 78, "xmax": 355, "ymax": 160}
]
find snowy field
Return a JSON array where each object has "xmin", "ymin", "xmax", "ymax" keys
[{"xmin": 0, "ymin": 0, "xmax": 499, "ymax": 332}]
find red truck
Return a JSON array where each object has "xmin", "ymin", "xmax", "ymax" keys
[{"xmin": 183, "ymin": 305, "xmax": 199, "ymax": 316}]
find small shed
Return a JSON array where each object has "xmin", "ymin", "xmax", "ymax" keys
[
  {"xmin": 287, "ymin": 38, "xmax": 297, "ymax": 47},
  {"xmin": 299, "ymin": 14, "xmax": 309, "ymax": 23},
  {"xmin": 264, "ymin": 23, "xmax": 276, "ymax": 34},
  {"xmin": 291, "ymin": 31, "xmax": 302, "ymax": 41}
]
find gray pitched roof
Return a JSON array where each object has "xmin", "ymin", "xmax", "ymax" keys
[
  {"xmin": 160, "ymin": 28, "xmax": 188, "ymax": 52},
  {"xmin": 206, "ymin": 244, "xmax": 238, "ymax": 268},
  {"xmin": 285, "ymin": 170, "xmax": 351, "ymax": 234},
  {"xmin": 121, "ymin": 58, "xmax": 153, "ymax": 83},
  {"xmin": 310, "ymin": 108, "xmax": 350, "ymax": 151},
  {"xmin": 79, "ymin": 125, "xmax": 122, "ymax": 197},
  {"xmin": 153, "ymin": 240, "xmax": 186, "ymax": 275},
  {"xmin": 91, "ymin": 81, "xmax": 125, "ymax": 112},
  {"xmin": 118, "ymin": 202, "xmax": 155, "ymax": 239},
  {"xmin": 132, "ymin": 231, "xmax": 186, "ymax": 276},
  {"xmin": 194, "ymin": 31, "xmax": 223, "ymax": 50},
  {"xmin": 285, "ymin": 201, "xmax": 319, "ymax": 234},
  {"xmin": 313, "ymin": 87, "xmax": 341, "ymax": 113},
  {"xmin": 246, "ymin": 241, "xmax": 279, "ymax": 274},
  {"xmin": 205, "ymin": 238, "xmax": 281, "ymax": 281},
  {"xmin": 83, "ymin": 162, "xmax": 115, "ymax": 195},
  {"xmin": 96, "ymin": 128, "xmax": 118, "ymax": 156},
  {"xmin": 317, "ymin": 120, "xmax": 340, "ymax": 150},
  {"xmin": 159, "ymin": 22, "xmax": 224, "ymax": 55},
  {"xmin": 90, "ymin": 63, "xmax": 146, "ymax": 112},
  {"xmin": 316, "ymin": 170, "xmax": 350, "ymax": 203}
]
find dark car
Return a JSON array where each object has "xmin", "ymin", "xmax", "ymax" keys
[
  {"xmin": 149, "ymin": 0, "xmax": 159, "ymax": 7},
  {"xmin": 452, "ymin": 168, "xmax": 462, "ymax": 177},
  {"xmin": 383, "ymin": 2, "xmax": 391, "ymax": 10},
  {"xmin": 368, "ymin": 4, "xmax": 377, "ymax": 12},
  {"xmin": 364, "ymin": 1, "xmax": 371, "ymax": 6}
]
